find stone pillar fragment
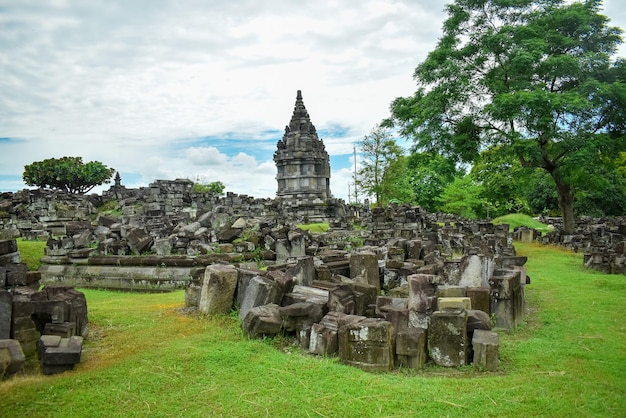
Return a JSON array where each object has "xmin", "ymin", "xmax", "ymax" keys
[
  {"xmin": 396, "ymin": 327, "xmax": 427, "ymax": 369},
  {"xmin": 0, "ymin": 339, "xmax": 25, "ymax": 379},
  {"xmin": 350, "ymin": 252, "xmax": 380, "ymax": 293},
  {"xmin": 429, "ymin": 309, "xmax": 467, "ymax": 367},
  {"xmin": 238, "ymin": 275, "xmax": 282, "ymax": 321},
  {"xmin": 242, "ymin": 304, "xmax": 282, "ymax": 338},
  {"xmin": 338, "ymin": 318, "xmax": 395, "ymax": 372},
  {"xmin": 0, "ymin": 290, "xmax": 12, "ymax": 339},
  {"xmin": 472, "ymin": 329, "xmax": 499, "ymax": 371},
  {"xmin": 199, "ymin": 264, "xmax": 238, "ymax": 315}
]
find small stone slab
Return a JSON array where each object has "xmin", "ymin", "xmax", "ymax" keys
[{"xmin": 472, "ymin": 329, "xmax": 499, "ymax": 372}]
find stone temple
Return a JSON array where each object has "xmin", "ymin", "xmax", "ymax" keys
[{"xmin": 274, "ymin": 90, "xmax": 331, "ymax": 202}]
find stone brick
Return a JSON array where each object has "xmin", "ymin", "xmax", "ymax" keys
[
  {"xmin": 279, "ymin": 302, "xmax": 323, "ymax": 333},
  {"xmin": 438, "ymin": 297, "xmax": 472, "ymax": 311},
  {"xmin": 0, "ymin": 239, "xmax": 18, "ymax": 255},
  {"xmin": 238, "ymin": 275, "xmax": 282, "ymax": 321},
  {"xmin": 472, "ymin": 329, "xmax": 499, "ymax": 371},
  {"xmin": 396, "ymin": 327, "xmax": 427, "ymax": 370},
  {"xmin": 0, "ymin": 339, "xmax": 25, "ymax": 378},
  {"xmin": 407, "ymin": 274, "xmax": 437, "ymax": 314},
  {"xmin": 0, "ymin": 290, "xmax": 12, "ymax": 339},
  {"xmin": 429, "ymin": 309, "xmax": 467, "ymax": 367},
  {"xmin": 338, "ymin": 318, "xmax": 395, "ymax": 372},
  {"xmin": 242, "ymin": 304, "xmax": 282, "ymax": 338},
  {"xmin": 467, "ymin": 287, "xmax": 490, "ymax": 315},
  {"xmin": 199, "ymin": 264, "xmax": 238, "ymax": 315},
  {"xmin": 350, "ymin": 251, "xmax": 380, "ymax": 293}
]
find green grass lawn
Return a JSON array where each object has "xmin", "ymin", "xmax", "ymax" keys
[
  {"xmin": 16, "ymin": 238, "xmax": 47, "ymax": 271},
  {"xmin": 1, "ymin": 243, "xmax": 624, "ymax": 417}
]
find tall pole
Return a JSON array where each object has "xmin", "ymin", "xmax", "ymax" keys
[{"xmin": 353, "ymin": 144, "xmax": 359, "ymax": 204}]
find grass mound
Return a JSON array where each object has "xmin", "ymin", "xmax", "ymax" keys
[
  {"xmin": 16, "ymin": 238, "xmax": 47, "ymax": 271},
  {"xmin": 295, "ymin": 222, "xmax": 330, "ymax": 233},
  {"xmin": 492, "ymin": 213, "xmax": 551, "ymax": 234}
]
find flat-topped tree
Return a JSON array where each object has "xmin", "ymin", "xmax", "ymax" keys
[
  {"xmin": 385, "ymin": 0, "xmax": 626, "ymax": 233},
  {"xmin": 23, "ymin": 156, "xmax": 115, "ymax": 194}
]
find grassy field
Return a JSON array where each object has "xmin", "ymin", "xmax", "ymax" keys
[{"xmin": 1, "ymin": 242, "xmax": 624, "ymax": 417}]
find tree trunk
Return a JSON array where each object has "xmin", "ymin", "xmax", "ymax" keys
[{"xmin": 551, "ymin": 173, "xmax": 576, "ymax": 234}]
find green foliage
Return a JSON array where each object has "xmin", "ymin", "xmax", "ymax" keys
[
  {"xmin": 356, "ymin": 124, "xmax": 405, "ymax": 207},
  {"xmin": 22, "ymin": 157, "xmax": 115, "ymax": 194},
  {"xmin": 193, "ymin": 180, "xmax": 225, "ymax": 195},
  {"xmin": 406, "ymin": 151, "xmax": 461, "ymax": 212},
  {"xmin": 16, "ymin": 238, "xmax": 47, "ymax": 271},
  {"xmin": 387, "ymin": 0, "xmax": 626, "ymax": 231},
  {"xmin": 436, "ymin": 176, "xmax": 486, "ymax": 219},
  {"xmin": 1, "ymin": 246, "xmax": 625, "ymax": 416},
  {"xmin": 295, "ymin": 223, "xmax": 330, "ymax": 233},
  {"xmin": 492, "ymin": 214, "xmax": 551, "ymax": 235}
]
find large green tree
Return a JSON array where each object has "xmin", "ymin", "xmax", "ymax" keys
[
  {"xmin": 23, "ymin": 157, "xmax": 115, "ymax": 194},
  {"xmin": 386, "ymin": 0, "xmax": 626, "ymax": 232},
  {"xmin": 356, "ymin": 124, "xmax": 405, "ymax": 207},
  {"xmin": 406, "ymin": 151, "xmax": 461, "ymax": 212}
]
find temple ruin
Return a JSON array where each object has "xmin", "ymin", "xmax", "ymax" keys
[{"xmin": 274, "ymin": 90, "xmax": 331, "ymax": 202}]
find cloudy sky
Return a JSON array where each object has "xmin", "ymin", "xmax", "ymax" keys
[{"xmin": 2, "ymin": 1, "xmax": 625, "ymax": 201}]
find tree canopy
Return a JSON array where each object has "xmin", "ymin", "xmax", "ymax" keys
[
  {"xmin": 356, "ymin": 124, "xmax": 405, "ymax": 207},
  {"xmin": 23, "ymin": 157, "xmax": 115, "ymax": 194},
  {"xmin": 385, "ymin": 0, "xmax": 626, "ymax": 231}
]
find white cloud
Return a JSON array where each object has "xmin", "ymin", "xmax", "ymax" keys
[{"xmin": 1, "ymin": 0, "xmax": 625, "ymax": 200}]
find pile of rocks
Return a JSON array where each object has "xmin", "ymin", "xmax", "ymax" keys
[
  {"xmin": 186, "ymin": 233, "xmax": 527, "ymax": 372},
  {"xmin": 1, "ymin": 238, "xmax": 88, "ymax": 378}
]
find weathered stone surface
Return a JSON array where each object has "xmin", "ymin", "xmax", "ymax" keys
[
  {"xmin": 467, "ymin": 287, "xmax": 490, "ymax": 315},
  {"xmin": 279, "ymin": 302, "xmax": 323, "ymax": 332},
  {"xmin": 38, "ymin": 335, "xmax": 83, "ymax": 375},
  {"xmin": 429, "ymin": 309, "xmax": 467, "ymax": 367},
  {"xmin": 437, "ymin": 297, "xmax": 472, "ymax": 311},
  {"xmin": 350, "ymin": 252, "xmax": 380, "ymax": 292},
  {"xmin": 282, "ymin": 285, "xmax": 329, "ymax": 314},
  {"xmin": 436, "ymin": 285, "xmax": 466, "ymax": 298},
  {"xmin": 185, "ymin": 285, "xmax": 201, "ymax": 308},
  {"xmin": 199, "ymin": 264, "xmax": 238, "ymax": 315},
  {"xmin": 472, "ymin": 329, "xmax": 499, "ymax": 371},
  {"xmin": 309, "ymin": 312, "xmax": 354, "ymax": 356},
  {"xmin": 0, "ymin": 239, "xmax": 18, "ymax": 256},
  {"xmin": 5, "ymin": 263, "xmax": 28, "ymax": 286},
  {"xmin": 338, "ymin": 318, "xmax": 395, "ymax": 372},
  {"xmin": 0, "ymin": 290, "xmax": 12, "ymax": 339},
  {"xmin": 242, "ymin": 304, "xmax": 282, "ymax": 338},
  {"xmin": 489, "ymin": 269, "xmax": 524, "ymax": 330},
  {"xmin": 238, "ymin": 275, "xmax": 282, "ymax": 321},
  {"xmin": 407, "ymin": 274, "xmax": 437, "ymax": 314},
  {"xmin": 328, "ymin": 284, "xmax": 355, "ymax": 314},
  {"xmin": 126, "ymin": 228, "xmax": 153, "ymax": 254},
  {"xmin": 287, "ymin": 256, "xmax": 315, "ymax": 286},
  {"xmin": 396, "ymin": 327, "xmax": 427, "ymax": 369},
  {"xmin": 0, "ymin": 339, "xmax": 25, "ymax": 379}
]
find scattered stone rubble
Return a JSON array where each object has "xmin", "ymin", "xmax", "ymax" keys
[
  {"xmin": 1, "ymin": 238, "xmax": 87, "ymax": 378},
  {"xmin": 514, "ymin": 216, "xmax": 626, "ymax": 274}
]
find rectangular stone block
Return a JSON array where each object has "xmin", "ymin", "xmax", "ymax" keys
[
  {"xmin": 437, "ymin": 297, "xmax": 471, "ymax": 311},
  {"xmin": 436, "ymin": 285, "xmax": 466, "ymax": 298},
  {"xmin": 238, "ymin": 275, "xmax": 282, "ymax": 321},
  {"xmin": 0, "ymin": 339, "xmax": 25, "ymax": 378},
  {"xmin": 0, "ymin": 239, "xmax": 18, "ymax": 256},
  {"xmin": 408, "ymin": 274, "xmax": 438, "ymax": 314},
  {"xmin": 338, "ymin": 318, "xmax": 395, "ymax": 372},
  {"xmin": 472, "ymin": 329, "xmax": 499, "ymax": 372},
  {"xmin": 467, "ymin": 287, "xmax": 490, "ymax": 315},
  {"xmin": 241, "ymin": 304, "xmax": 282, "ymax": 338},
  {"xmin": 350, "ymin": 252, "xmax": 380, "ymax": 293},
  {"xmin": 6, "ymin": 263, "xmax": 28, "ymax": 286},
  {"xmin": 429, "ymin": 309, "xmax": 467, "ymax": 367},
  {"xmin": 199, "ymin": 264, "xmax": 238, "ymax": 315},
  {"xmin": 396, "ymin": 328, "xmax": 427, "ymax": 370},
  {"xmin": 0, "ymin": 290, "xmax": 12, "ymax": 339}
]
